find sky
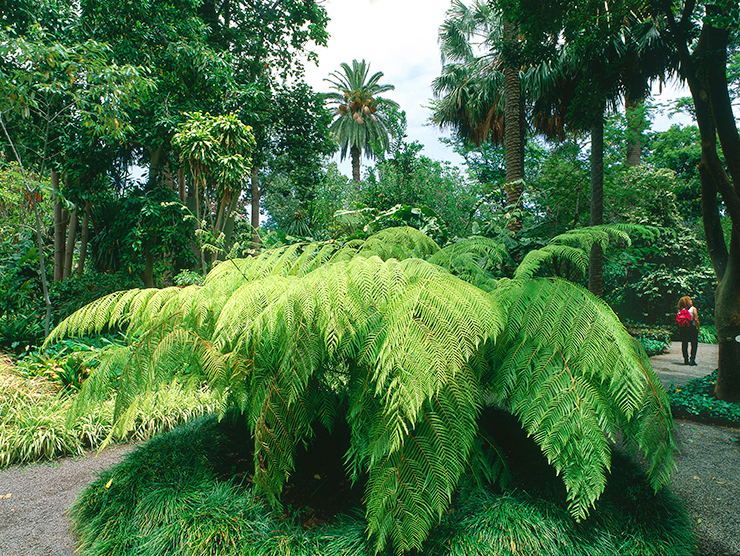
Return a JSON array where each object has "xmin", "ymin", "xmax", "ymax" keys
[
  {"xmin": 300, "ymin": 0, "xmax": 698, "ymax": 178},
  {"xmin": 302, "ymin": 0, "xmax": 467, "ymax": 175}
]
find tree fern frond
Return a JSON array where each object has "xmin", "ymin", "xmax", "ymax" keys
[
  {"xmin": 514, "ymin": 244, "xmax": 589, "ymax": 280},
  {"xmin": 45, "ymin": 290, "xmax": 138, "ymax": 344},
  {"xmin": 213, "ymin": 277, "xmax": 295, "ymax": 350},
  {"xmin": 489, "ymin": 277, "xmax": 675, "ymax": 520},
  {"xmin": 427, "ymin": 236, "xmax": 508, "ymax": 290},
  {"xmin": 365, "ymin": 379, "xmax": 480, "ymax": 554},
  {"xmin": 358, "ymin": 226, "xmax": 440, "ymax": 260}
]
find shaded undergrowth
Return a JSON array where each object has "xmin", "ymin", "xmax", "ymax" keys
[
  {"xmin": 70, "ymin": 411, "xmax": 696, "ymax": 556},
  {"xmin": 668, "ymin": 370, "xmax": 740, "ymax": 428}
]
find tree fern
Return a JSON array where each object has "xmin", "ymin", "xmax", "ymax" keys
[{"xmin": 47, "ymin": 225, "xmax": 676, "ymax": 555}]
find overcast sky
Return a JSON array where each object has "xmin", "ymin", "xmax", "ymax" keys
[
  {"xmin": 301, "ymin": 0, "xmax": 697, "ymax": 178},
  {"xmin": 302, "ymin": 0, "xmax": 465, "ymax": 175}
]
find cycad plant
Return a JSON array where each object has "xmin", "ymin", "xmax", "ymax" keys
[{"xmin": 48, "ymin": 225, "xmax": 675, "ymax": 555}]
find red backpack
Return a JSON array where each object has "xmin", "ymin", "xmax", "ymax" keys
[{"xmin": 676, "ymin": 308, "xmax": 692, "ymax": 327}]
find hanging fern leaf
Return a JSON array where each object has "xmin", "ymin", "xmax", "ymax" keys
[{"xmin": 488, "ymin": 277, "xmax": 674, "ymax": 519}]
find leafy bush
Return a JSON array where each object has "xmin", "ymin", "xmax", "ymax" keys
[
  {"xmin": 70, "ymin": 415, "xmax": 695, "ymax": 556},
  {"xmin": 49, "ymin": 270, "xmax": 143, "ymax": 323},
  {"xmin": 697, "ymin": 325, "xmax": 717, "ymax": 344},
  {"xmin": 637, "ymin": 338, "xmax": 669, "ymax": 356},
  {"xmin": 625, "ymin": 324, "xmax": 671, "ymax": 356},
  {"xmin": 668, "ymin": 370, "xmax": 740, "ymax": 427},
  {"xmin": 14, "ymin": 335, "xmax": 124, "ymax": 392},
  {"xmin": 0, "ymin": 236, "xmax": 46, "ymax": 352}
]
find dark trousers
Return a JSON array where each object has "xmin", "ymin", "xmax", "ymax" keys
[{"xmin": 679, "ymin": 326, "xmax": 698, "ymax": 363}]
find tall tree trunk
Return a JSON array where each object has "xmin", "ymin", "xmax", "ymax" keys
[
  {"xmin": 148, "ymin": 145, "xmax": 164, "ymax": 189},
  {"xmin": 250, "ymin": 164, "xmax": 261, "ymax": 251},
  {"xmin": 142, "ymin": 245, "xmax": 155, "ymax": 288},
  {"xmin": 52, "ymin": 170, "xmax": 65, "ymax": 282},
  {"xmin": 76, "ymin": 203, "xmax": 91, "ymax": 277},
  {"xmin": 715, "ymin": 229, "xmax": 740, "ymax": 402},
  {"xmin": 625, "ymin": 94, "xmax": 642, "ymax": 167},
  {"xmin": 665, "ymin": 10, "xmax": 740, "ymax": 401},
  {"xmin": 588, "ymin": 111, "xmax": 604, "ymax": 298},
  {"xmin": 178, "ymin": 166, "xmax": 186, "ymax": 203},
  {"xmin": 503, "ymin": 19, "xmax": 524, "ymax": 233},
  {"xmin": 63, "ymin": 209, "xmax": 78, "ymax": 280},
  {"xmin": 222, "ymin": 192, "xmax": 241, "ymax": 258},
  {"xmin": 351, "ymin": 145, "xmax": 361, "ymax": 184}
]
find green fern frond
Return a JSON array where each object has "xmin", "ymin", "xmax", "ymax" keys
[
  {"xmin": 513, "ymin": 244, "xmax": 589, "ymax": 280},
  {"xmin": 549, "ymin": 223, "xmax": 659, "ymax": 252},
  {"xmin": 358, "ymin": 226, "xmax": 441, "ymax": 260},
  {"xmin": 365, "ymin": 379, "xmax": 480, "ymax": 554},
  {"xmin": 428, "ymin": 236, "xmax": 507, "ymax": 289},
  {"xmin": 488, "ymin": 277, "xmax": 674, "ymax": 519},
  {"xmin": 45, "ymin": 289, "xmax": 139, "ymax": 343}
]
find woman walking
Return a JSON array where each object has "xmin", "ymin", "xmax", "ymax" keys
[{"xmin": 677, "ymin": 296, "xmax": 700, "ymax": 365}]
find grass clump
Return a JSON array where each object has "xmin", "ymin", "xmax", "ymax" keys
[
  {"xmin": 0, "ymin": 365, "xmax": 221, "ymax": 468},
  {"xmin": 71, "ymin": 414, "xmax": 697, "ymax": 556},
  {"xmin": 669, "ymin": 370, "xmax": 740, "ymax": 427}
]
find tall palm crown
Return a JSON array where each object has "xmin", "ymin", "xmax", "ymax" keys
[{"xmin": 325, "ymin": 59, "xmax": 399, "ymax": 183}]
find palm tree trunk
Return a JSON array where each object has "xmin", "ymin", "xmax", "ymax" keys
[
  {"xmin": 351, "ymin": 145, "xmax": 361, "ymax": 184},
  {"xmin": 625, "ymin": 94, "xmax": 642, "ymax": 167},
  {"xmin": 588, "ymin": 110, "xmax": 604, "ymax": 298},
  {"xmin": 503, "ymin": 19, "xmax": 524, "ymax": 233}
]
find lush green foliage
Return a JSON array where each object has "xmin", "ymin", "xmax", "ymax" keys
[
  {"xmin": 70, "ymin": 414, "xmax": 694, "ymax": 556},
  {"xmin": 625, "ymin": 325, "xmax": 671, "ymax": 357},
  {"xmin": 357, "ymin": 142, "xmax": 484, "ymax": 239},
  {"xmin": 668, "ymin": 371, "xmax": 740, "ymax": 427},
  {"xmin": 49, "ymin": 226, "xmax": 675, "ymax": 554}
]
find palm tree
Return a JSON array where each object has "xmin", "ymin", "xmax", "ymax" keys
[
  {"xmin": 325, "ymin": 59, "xmax": 399, "ymax": 183},
  {"xmin": 432, "ymin": 0, "xmax": 545, "ymax": 233},
  {"xmin": 49, "ymin": 225, "xmax": 674, "ymax": 555}
]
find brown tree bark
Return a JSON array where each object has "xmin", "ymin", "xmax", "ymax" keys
[
  {"xmin": 588, "ymin": 113, "xmax": 604, "ymax": 298},
  {"xmin": 52, "ymin": 170, "xmax": 65, "ymax": 282},
  {"xmin": 504, "ymin": 19, "xmax": 524, "ymax": 233},
  {"xmin": 351, "ymin": 145, "xmax": 361, "ymax": 184},
  {"xmin": 625, "ymin": 94, "xmax": 642, "ymax": 167},
  {"xmin": 75, "ymin": 203, "xmax": 91, "ymax": 277},
  {"xmin": 63, "ymin": 209, "xmax": 78, "ymax": 280}
]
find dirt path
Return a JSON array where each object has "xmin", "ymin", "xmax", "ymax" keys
[{"xmin": 0, "ymin": 343, "xmax": 738, "ymax": 556}]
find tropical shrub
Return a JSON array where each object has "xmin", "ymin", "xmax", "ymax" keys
[
  {"xmin": 625, "ymin": 325, "xmax": 671, "ymax": 356},
  {"xmin": 48, "ymin": 225, "xmax": 676, "ymax": 554}
]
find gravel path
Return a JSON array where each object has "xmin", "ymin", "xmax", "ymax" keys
[
  {"xmin": 0, "ymin": 342, "xmax": 738, "ymax": 556},
  {"xmin": 0, "ymin": 443, "xmax": 135, "ymax": 556}
]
